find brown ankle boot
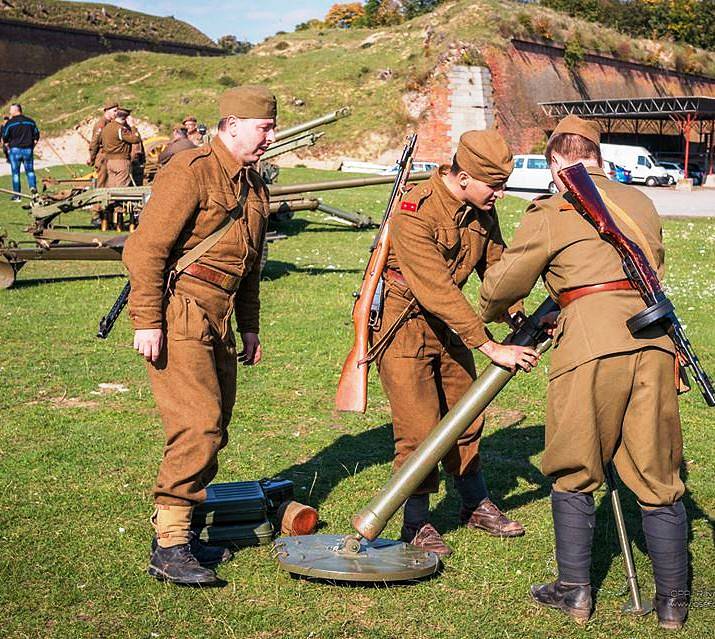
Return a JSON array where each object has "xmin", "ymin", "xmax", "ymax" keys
[
  {"xmin": 401, "ymin": 522, "xmax": 452, "ymax": 557},
  {"xmin": 460, "ymin": 498, "xmax": 525, "ymax": 537}
]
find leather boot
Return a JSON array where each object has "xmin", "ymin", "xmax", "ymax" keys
[
  {"xmin": 642, "ymin": 502, "xmax": 689, "ymax": 630},
  {"xmin": 147, "ymin": 543, "xmax": 219, "ymax": 585},
  {"xmin": 459, "ymin": 498, "xmax": 525, "ymax": 537},
  {"xmin": 530, "ymin": 581, "xmax": 592, "ymax": 624},
  {"xmin": 150, "ymin": 532, "xmax": 233, "ymax": 567},
  {"xmin": 531, "ymin": 491, "xmax": 594, "ymax": 623},
  {"xmin": 401, "ymin": 522, "xmax": 453, "ymax": 557}
]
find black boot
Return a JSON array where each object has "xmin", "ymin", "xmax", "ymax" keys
[
  {"xmin": 530, "ymin": 581, "xmax": 592, "ymax": 624},
  {"xmin": 531, "ymin": 490, "xmax": 595, "ymax": 623},
  {"xmin": 147, "ymin": 543, "xmax": 219, "ymax": 585},
  {"xmin": 642, "ymin": 502, "xmax": 689, "ymax": 630},
  {"xmin": 151, "ymin": 533, "xmax": 233, "ymax": 566}
]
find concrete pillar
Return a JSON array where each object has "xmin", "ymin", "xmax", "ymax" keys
[{"xmin": 447, "ymin": 65, "xmax": 495, "ymax": 154}]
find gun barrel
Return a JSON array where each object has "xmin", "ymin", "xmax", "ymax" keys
[
  {"xmin": 352, "ymin": 298, "xmax": 558, "ymax": 541},
  {"xmin": 268, "ymin": 171, "xmax": 431, "ymax": 198},
  {"xmin": 275, "ymin": 107, "xmax": 351, "ymax": 142}
]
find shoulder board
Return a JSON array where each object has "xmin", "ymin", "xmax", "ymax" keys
[
  {"xmin": 186, "ymin": 145, "xmax": 213, "ymax": 165},
  {"xmin": 399, "ymin": 182, "xmax": 432, "ymax": 212}
]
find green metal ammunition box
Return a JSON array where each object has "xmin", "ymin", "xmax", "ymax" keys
[
  {"xmin": 192, "ymin": 481, "xmax": 267, "ymax": 527},
  {"xmin": 259, "ymin": 477, "xmax": 294, "ymax": 510},
  {"xmin": 197, "ymin": 520, "xmax": 274, "ymax": 547}
]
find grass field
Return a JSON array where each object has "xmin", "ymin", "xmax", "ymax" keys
[{"xmin": 1, "ymin": 166, "xmax": 713, "ymax": 638}]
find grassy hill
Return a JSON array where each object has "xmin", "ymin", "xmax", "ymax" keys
[
  {"xmin": 0, "ymin": 0, "xmax": 216, "ymax": 47},
  {"xmin": 8, "ymin": 0, "xmax": 715, "ymax": 156}
]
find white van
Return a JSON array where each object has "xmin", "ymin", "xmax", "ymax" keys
[
  {"xmin": 506, "ymin": 155, "xmax": 558, "ymax": 193},
  {"xmin": 600, "ymin": 144, "xmax": 669, "ymax": 186}
]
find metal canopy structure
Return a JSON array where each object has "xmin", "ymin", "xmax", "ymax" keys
[{"xmin": 539, "ymin": 96, "xmax": 715, "ymax": 177}]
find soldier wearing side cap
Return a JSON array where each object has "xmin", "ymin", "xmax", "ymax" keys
[
  {"xmin": 122, "ymin": 86, "xmax": 276, "ymax": 585},
  {"xmin": 158, "ymin": 123, "xmax": 197, "ymax": 166},
  {"xmin": 183, "ymin": 115, "xmax": 205, "ymax": 146},
  {"xmin": 479, "ymin": 116, "xmax": 688, "ymax": 629},
  {"xmin": 88, "ymin": 99, "xmax": 119, "ymax": 187},
  {"xmin": 374, "ymin": 130, "xmax": 540, "ymax": 557},
  {"xmin": 101, "ymin": 107, "xmax": 142, "ymax": 187}
]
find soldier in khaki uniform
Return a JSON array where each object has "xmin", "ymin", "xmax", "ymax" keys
[
  {"xmin": 479, "ymin": 116, "xmax": 687, "ymax": 629},
  {"xmin": 123, "ymin": 86, "xmax": 276, "ymax": 585},
  {"xmin": 88, "ymin": 99, "xmax": 118, "ymax": 187},
  {"xmin": 183, "ymin": 115, "xmax": 205, "ymax": 146},
  {"xmin": 101, "ymin": 108, "xmax": 142, "ymax": 187},
  {"xmin": 158, "ymin": 123, "xmax": 197, "ymax": 166},
  {"xmin": 376, "ymin": 130, "xmax": 540, "ymax": 557}
]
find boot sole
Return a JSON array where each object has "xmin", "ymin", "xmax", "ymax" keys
[
  {"xmin": 658, "ymin": 620, "xmax": 684, "ymax": 630},
  {"xmin": 464, "ymin": 523, "xmax": 525, "ymax": 538},
  {"xmin": 530, "ymin": 589, "xmax": 590, "ymax": 624},
  {"xmin": 147, "ymin": 564, "xmax": 219, "ymax": 585}
]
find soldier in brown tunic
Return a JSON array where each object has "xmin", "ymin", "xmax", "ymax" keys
[
  {"xmin": 158, "ymin": 123, "xmax": 197, "ymax": 166},
  {"xmin": 101, "ymin": 108, "xmax": 142, "ymax": 187},
  {"xmin": 375, "ymin": 130, "xmax": 540, "ymax": 557},
  {"xmin": 87, "ymin": 99, "xmax": 118, "ymax": 187},
  {"xmin": 183, "ymin": 115, "xmax": 205, "ymax": 146},
  {"xmin": 480, "ymin": 116, "xmax": 687, "ymax": 629},
  {"xmin": 123, "ymin": 86, "xmax": 276, "ymax": 585}
]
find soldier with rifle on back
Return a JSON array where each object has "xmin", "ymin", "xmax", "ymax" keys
[
  {"xmin": 479, "ymin": 116, "xmax": 690, "ymax": 629},
  {"xmin": 368, "ymin": 130, "xmax": 540, "ymax": 557},
  {"xmin": 101, "ymin": 107, "xmax": 142, "ymax": 187},
  {"xmin": 122, "ymin": 85, "xmax": 275, "ymax": 585}
]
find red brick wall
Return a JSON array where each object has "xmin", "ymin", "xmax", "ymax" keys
[{"xmin": 416, "ymin": 79, "xmax": 453, "ymax": 163}]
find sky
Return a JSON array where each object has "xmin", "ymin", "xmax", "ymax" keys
[{"xmin": 67, "ymin": 0, "xmax": 338, "ymax": 43}]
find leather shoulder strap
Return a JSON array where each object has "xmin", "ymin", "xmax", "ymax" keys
[
  {"xmin": 596, "ymin": 187, "xmax": 658, "ymax": 270},
  {"xmin": 172, "ymin": 177, "xmax": 249, "ymax": 275}
]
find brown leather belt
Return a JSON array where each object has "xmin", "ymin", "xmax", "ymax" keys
[
  {"xmin": 385, "ymin": 268, "xmax": 407, "ymax": 284},
  {"xmin": 184, "ymin": 263, "xmax": 241, "ymax": 292},
  {"xmin": 558, "ymin": 279, "xmax": 634, "ymax": 308}
]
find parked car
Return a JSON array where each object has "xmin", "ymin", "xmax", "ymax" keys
[
  {"xmin": 687, "ymin": 163, "xmax": 704, "ymax": 186},
  {"xmin": 506, "ymin": 154, "xmax": 557, "ymax": 193},
  {"xmin": 603, "ymin": 160, "xmax": 632, "ymax": 184},
  {"xmin": 379, "ymin": 161, "xmax": 439, "ymax": 175},
  {"xmin": 600, "ymin": 144, "xmax": 669, "ymax": 186},
  {"xmin": 658, "ymin": 161, "xmax": 685, "ymax": 185}
]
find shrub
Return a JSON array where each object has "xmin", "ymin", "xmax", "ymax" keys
[
  {"xmin": 532, "ymin": 16, "xmax": 554, "ymax": 41},
  {"xmin": 274, "ymin": 41, "xmax": 290, "ymax": 51},
  {"xmin": 113, "ymin": 53, "xmax": 130, "ymax": 63},
  {"xmin": 218, "ymin": 74, "xmax": 237, "ymax": 87},
  {"xmin": 564, "ymin": 35, "xmax": 585, "ymax": 70}
]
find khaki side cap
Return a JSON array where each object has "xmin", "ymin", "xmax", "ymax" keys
[
  {"xmin": 219, "ymin": 85, "xmax": 277, "ymax": 119},
  {"xmin": 455, "ymin": 130, "xmax": 513, "ymax": 186}
]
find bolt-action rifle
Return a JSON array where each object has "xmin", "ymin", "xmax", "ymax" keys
[
  {"xmin": 335, "ymin": 134, "xmax": 418, "ymax": 413},
  {"xmin": 559, "ymin": 163, "xmax": 714, "ymax": 406}
]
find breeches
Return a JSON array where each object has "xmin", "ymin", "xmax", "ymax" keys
[
  {"xmin": 106, "ymin": 158, "xmax": 131, "ymax": 187},
  {"xmin": 94, "ymin": 153, "xmax": 108, "ymax": 188},
  {"xmin": 544, "ymin": 348, "xmax": 684, "ymax": 507},
  {"xmin": 147, "ymin": 289, "xmax": 237, "ymax": 506},
  {"xmin": 8, "ymin": 147, "xmax": 36, "ymax": 192},
  {"xmin": 377, "ymin": 313, "xmax": 484, "ymax": 494}
]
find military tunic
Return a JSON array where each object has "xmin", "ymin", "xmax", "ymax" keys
[
  {"xmin": 480, "ymin": 167, "xmax": 684, "ymax": 507},
  {"xmin": 123, "ymin": 136, "xmax": 269, "ymax": 506},
  {"xmin": 101, "ymin": 120, "xmax": 142, "ymax": 187},
  {"xmin": 376, "ymin": 170, "xmax": 510, "ymax": 494},
  {"xmin": 88, "ymin": 116, "xmax": 110, "ymax": 187}
]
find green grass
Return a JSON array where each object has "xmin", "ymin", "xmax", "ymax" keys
[
  {"xmin": 0, "ymin": 166, "xmax": 713, "ymax": 638},
  {"xmin": 1, "ymin": 0, "xmax": 216, "ymax": 47}
]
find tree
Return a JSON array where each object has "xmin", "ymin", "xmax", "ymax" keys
[
  {"xmin": 324, "ymin": 3, "xmax": 366, "ymax": 28},
  {"xmin": 217, "ymin": 35, "xmax": 253, "ymax": 55}
]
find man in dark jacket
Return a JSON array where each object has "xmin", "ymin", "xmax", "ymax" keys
[{"xmin": 1, "ymin": 104, "xmax": 39, "ymax": 200}]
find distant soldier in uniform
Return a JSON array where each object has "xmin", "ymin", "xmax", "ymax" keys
[
  {"xmin": 480, "ymin": 116, "xmax": 688, "ymax": 629},
  {"xmin": 183, "ymin": 115, "xmax": 205, "ymax": 146},
  {"xmin": 101, "ymin": 107, "xmax": 142, "ymax": 187},
  {"xmin": 88, "ymin": 99, "xmax": 118, "ymax": 187},
  {"xmin": 123, "ymin": 86, "xmax": 276, "ymax": 585},
  {"xmin": 158, "ymin": 123, "xmax": 197, "ymax": 166},
  {"xmin": 374, "ymin": 130, "xmax": 539, "ymax": 557}
]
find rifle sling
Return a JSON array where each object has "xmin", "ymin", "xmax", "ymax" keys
[
  {"xmin": 171, "ymin": 176, "xmax": 249, "ymax": 277},
  {"xmin": 595, "ymin": 187, "xmax": 658, "ymax": 271},
  {"xmin": 360, "ymin": 297, "xmax": 417, "ymax": 365}
]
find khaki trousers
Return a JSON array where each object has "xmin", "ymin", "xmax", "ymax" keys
[
  {"xmin": 94, "ymin": 152, "xmax": 108, "ymax": 188},
  {"xmin": 147, "ymin": 280, "xmax": 238, "ymax": 506},
  {"xmin": 376, "ymin": 302, "xmax": 483, "ymax": 495},
  {"xmin": 544, "ymin": 348, "xmax": 684, "ymax": 507},
  {"xmin": 106, "ymin": 158, "xmax": 131, "ymax": 187}
]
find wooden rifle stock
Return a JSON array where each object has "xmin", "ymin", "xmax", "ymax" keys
[{"xmin": 335, "ymin": 134, "xmax": 418, "ymax": 413}]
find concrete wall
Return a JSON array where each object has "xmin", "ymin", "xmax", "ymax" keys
[{"xmin": 0, "ymin": 17, "xmax": 221, "ymax": 103}]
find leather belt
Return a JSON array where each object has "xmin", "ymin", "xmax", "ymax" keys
[
  {"xmin": 558, "ymin": 279, "xmax": 634, "ymax": 308},
  {"xmin": 184, "ymin": 263, "xmax": 241, "ymax": 292},
  {"xmin": 385, "ymin": 268, "xmax": 407, "ymax": 284}
]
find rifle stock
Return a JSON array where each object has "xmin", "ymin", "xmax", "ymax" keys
[
  {"xmin": 559, "ymin": 163, "xmax": 714, "ymax": 406},
  {"xmin": 335, "ymin": 134, "xmax": 417, "ymax": 413}
]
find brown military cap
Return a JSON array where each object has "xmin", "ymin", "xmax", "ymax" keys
[
  {"xmin": 455, "ymin": 130, "xmax": 513, "ymax": 187},
  {"xmin": 103, "ymin": 98, "xmax": 119, "ymax": 111},
  {"xmin": 219, "ymin": 85, "xmax": 277, "ymax": 119},
  {"xmin": 116, "ymin": 107, "xmax": 132, "ymax": 117},
  {"xmin": 172, "ymin": 122, "xmax": 187, "ymax": 132},
  {"xmin": 182, "ymin": 115, "xmax": 197, "ymax": 124},
  {"xmin": 551, "ymin": 115, "xmax": 600, "ymax": 147}
]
